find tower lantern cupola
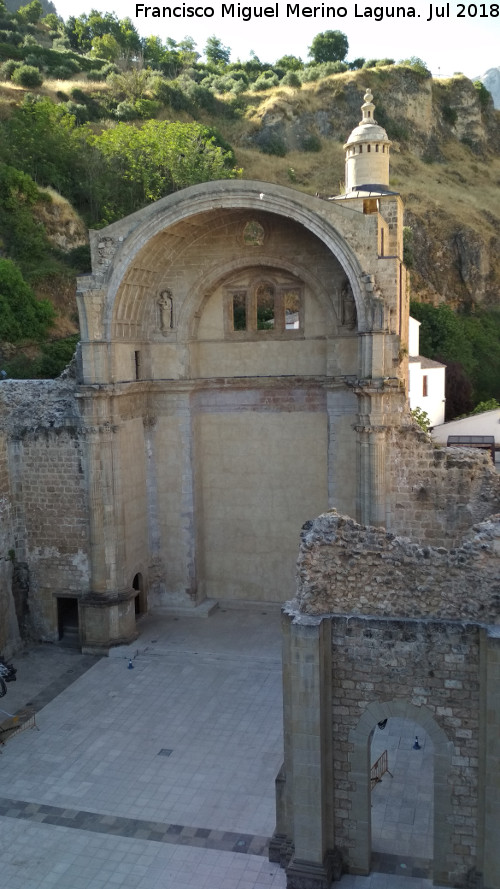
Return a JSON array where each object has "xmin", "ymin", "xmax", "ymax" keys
[{"xmin": 344, "ymin": 89, "xmax": 391, "ymax": 193}]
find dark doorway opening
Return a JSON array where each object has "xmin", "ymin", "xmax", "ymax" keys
[
  {"xmin": 57, "ymin": 597, "xmax": 80, "ymax": 648},
  {"xmin": 133, "ymin": 573, "xmax": 147, "ymax": 616}
]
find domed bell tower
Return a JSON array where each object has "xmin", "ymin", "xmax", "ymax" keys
[{"xmin": 344, "ymin": 89, "xmax": 391, "ymax": 193}]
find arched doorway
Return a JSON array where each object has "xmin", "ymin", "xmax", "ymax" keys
[
  {"xmin": 132, "ymin": 573, "xmax": 147, "ymax": 617},
  {"xmin": 349, "ymin": 700, "xmax": 454, "ymax": 883},
  {"xmin": 370, "ymin": 716, "xmax": 433, "ymax": 875}
]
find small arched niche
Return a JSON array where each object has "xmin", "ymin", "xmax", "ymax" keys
[{"xmin": 132, "ymin": 573, "xmax": 147, "ymax": 617}]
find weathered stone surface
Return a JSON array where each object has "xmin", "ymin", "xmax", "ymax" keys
[{"xmin": 296, "ymin": 510, "xmax": 500, "ymax": 621}]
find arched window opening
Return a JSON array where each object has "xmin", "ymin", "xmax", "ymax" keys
[
  {"xmin": 256, "ymin": 282, "xmax": 275, "ymax": 330},
  {"xmin": 224, "ymin": 274, "xmax": 303, "ymax": 338},
  {"xmin": 232, "ymin": 291, "xmax": 247, "ymax": 331},
  {"xmin": 284, "ymin": 289, "xmax": 300, "ymax": 330}
]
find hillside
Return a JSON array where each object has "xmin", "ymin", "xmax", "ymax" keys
[{"xmin": 229, "ymin": 67, "xmax": 500, "ymax": 310}]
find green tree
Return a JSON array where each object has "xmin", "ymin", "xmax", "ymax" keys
[
  {"xmin": 0, "ymin": 97, "xmax": 81, "ymax": 198},
  {"xmin": 204, "ymin": 35, "xmax": 230, "ymax": 66},
  {"xmin": 89, "ymin": 120, "xmax": 239, "ymax": 223},
  {"xmin": 0, "ymin": 258, "xmax": 54, "ymax": 342},
  {"xmin": 17, "ymin": 0, "xmax": 43, "ymax": 23},
  {"xmin": 142, "ymin": 34, "xmax": 165, "ymax": 68},
  {"xmin": 308, "ymin": 30, "xmax": 348, "ymax": 64},
  {"xmin": 11, "ymin": 65, "xmax": 43, "ymax": 88},
  {"xmin": 276, "ymin": 54, "xmax": 303, "ymax": 71},
  {"xmin": 91, "ymin": 33, "xmax": 121, "ymax": 62}
]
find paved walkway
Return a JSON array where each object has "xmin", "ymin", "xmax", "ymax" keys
[{"xmin": 0, "ymin": 605, "xmax": 442, "ymax": 889}]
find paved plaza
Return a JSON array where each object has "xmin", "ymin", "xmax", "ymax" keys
[{"xmin": 0, "ymin": 606, "xmax": 443, "ymax": 889}]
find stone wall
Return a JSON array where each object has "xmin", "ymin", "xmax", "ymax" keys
[
  {"xmin": 386, "ymin": 421, "xmax": 500, "ymax": 547},
  {"xmin": 17, "ymin": 430, "xmax": 90, "ymax": 636},
  {"xmin": 330, "ymin": 615, "xmax": 481, "ymax": 885},
  {"xmin": 0, "ymin": 376, "xmax": 90, "ymax": 644},
  {"xmin": 0, "ymin": 432, "xmax": 18, "ymax": 658},
  {"xmin": 296, "ymin": 510, "xmax": 500, "ymax": 622}
]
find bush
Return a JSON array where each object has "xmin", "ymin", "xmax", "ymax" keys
[
  {"xmin": 64, "ymin": 101, "xmax": 88, "ymax": 123},
  {"xmin": 86, "ymin": 68, "xmax": 105, "ymax": 82},
  {"xmin": 11, "ymin": 64, "xmax": 43, "ymax": 87},
  {"xmin": 0, "ymin": 58, "xmax": 21, "ymax": 80},
  {"xmin": 301, "ymin": 133, "xmax": 321, "ymax": 152},
  {"xmin": 442, "ymin": 104, "xmax": 457, "ymax": 126},
  {"xmin": 114, "ymin": 100, "xmax": 136, "ymax": 120},
  {"xmin": 398, "ymin": 56, "xmax": 431, "ymax": 77},
  {"xmin": 300, "ymin": 60, "xmax": 347, "ymax": 82},
  {"xmin": 50, "ymin": 65, "xmax": 74, "ymax": 80},
  {"xmin": 134, "ymin": 98, "xmax": 160, "ymax": 118},
  {"xmin": 37, "ymin": 335, "xmax": 79, "ymax": 377},
  {"xmin": 473, "ymin": 80, "xmax": 491, "ymax": 112},
  {"xmin": 260, "ymin": 134, "xmax": 287, "ymax": 156},
  {"xmin": 0, "ymin": 29, "xmax": 23, "ymax": 45},
  {"xmin": 281, "ymin": 70, "xmax": 301, "ymax": 88},
  {"xmin": 23, "ymin": 53, "xmax": 43, "ymax": 69},
  {"xmin": 251, "ymin": 71, "xmax": 279, "ymax": 91},
  {"xmin": 51, "ymin": 36, "xmax": 70, "ymax": 50},
  {"xmin": 0, "ymin": 258, "xmax": 54, "ymax": 342}
]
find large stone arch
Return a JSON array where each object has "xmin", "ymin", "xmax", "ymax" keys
[
  {"xmin": 83, "ymin": 181, "xmax": 375, "ymax": 346},
  {"xmin": 349, "ymin": 698, "xmax": 454, "ymax": 883}
]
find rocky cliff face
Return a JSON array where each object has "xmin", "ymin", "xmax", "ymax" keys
[
  {"xmin": 479, "ymin": 67, "xmax": 500, "ymax": 110},
  {"xmin": 237, "ymin": 67, "xmax": 500, "ymax": 309}
]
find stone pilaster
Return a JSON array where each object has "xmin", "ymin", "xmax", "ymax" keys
[
  {"xmin": 281, "ymin": 610, "xmax": 341, "ymax": 889},
  {"xmin": 79, "ymin": 397, "xmax": 136, "ymax": 652}
]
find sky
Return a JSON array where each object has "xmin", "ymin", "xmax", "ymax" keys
[{"xmin": 52, "ymin": 0, "xmax": 499, "ymax": 80}]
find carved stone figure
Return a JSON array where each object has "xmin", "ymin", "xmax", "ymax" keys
[{"xmin": 158, "ymin": 290, "xmax": 174, "ymax": 333}]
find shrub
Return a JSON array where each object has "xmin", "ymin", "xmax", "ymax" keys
[
  {"xmin": 398, "ymin": 56, "xmax": 431, "ymax": 77},
  {"xmin": 252, "ymin": 70, "xmax": 279, "ymax": 91},
  {"xmin": 52, "ymin": 36, "xmax": 70, "ymax": 50},
  {"xmin": 134, "ymin": 98, "xmax": 160, "ymax": 118},
  {"xmin": 86, "ymin": 68, "xmax": 105, "ymax": 82},
  {"xmin": 473, "ymin": 80, "xmax": 491, "ymax": 112},
  {"xmin": 0, "ymin": 258, "xmax": 54, "ymax": 342},
  {"xmin": 23, "ymin": 53, "xmax": 43, "ymax": 69},
  {"xmin": 410, "ymin": 407, "xmax": 431, "ymax": 432},
  {"xmin": 37, "ymin": 335, "xmax": 79, "ymax": 377},
  {"xmin": 114, "ymin": 100, "xmax": 136, "ymax": 120},
  {"xmin": 70, "ymin": 87, "xmax": 86, "ymax": 102},
  {"xmin": 300, "ymin": 60, "xmax": 347, "ymax": 82},
  {"xmin": 301, "ymin": 133, "xmax": 321, "ymax": 152},
  {"xmin": 0, "ymin": 29, "xmax": 23, "ymax": 45},
  {"xmin": 64, "ymin": 101, "xmax": 88, "ymax": 123},
  {"xmin": 0, "ymin": 58, "xmax": 20, "ymax": 80},
  {"xmin": 442, "ymin": 104, "xmax": 457, "ymax": 126},
  {"xmin": 261, "ymin": 134, "xmax": 287, "ymax": 156},
  {"xmin": 11, "ymin": 64, "xmax": 43, "ymax": 87},
  {"xmin": 50, "ymin": 65, "xmax": 74, "ymax": 80},
  {"xmin": 281, "ymin": 70, "xmax": 301, "ymax": 88}
]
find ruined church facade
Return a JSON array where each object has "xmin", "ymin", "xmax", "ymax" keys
[
  {"xmin": 1, "ymin": 91, "xmax": 500, "ymax": 889},
  {"xmin": 2, "ymin": 91, "xmax": 415, "ymax": 654}
]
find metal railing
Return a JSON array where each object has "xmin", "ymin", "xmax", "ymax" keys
[
  {"xmin": 0, "ymin": 708, "xmax": 38, "ymax": 752},
  {"xmin": 371, "ymin": 749, "xmax": 392, "ymax": 788}
]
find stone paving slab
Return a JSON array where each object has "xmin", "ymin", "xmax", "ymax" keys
[{"xmin": 0, "ymin": 606, "xmax": 447, "ymax": 889}]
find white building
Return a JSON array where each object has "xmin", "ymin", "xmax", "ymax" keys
[{"xmin": 408, "ymin": 316, "xmax": 446, "ymax": 427}]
